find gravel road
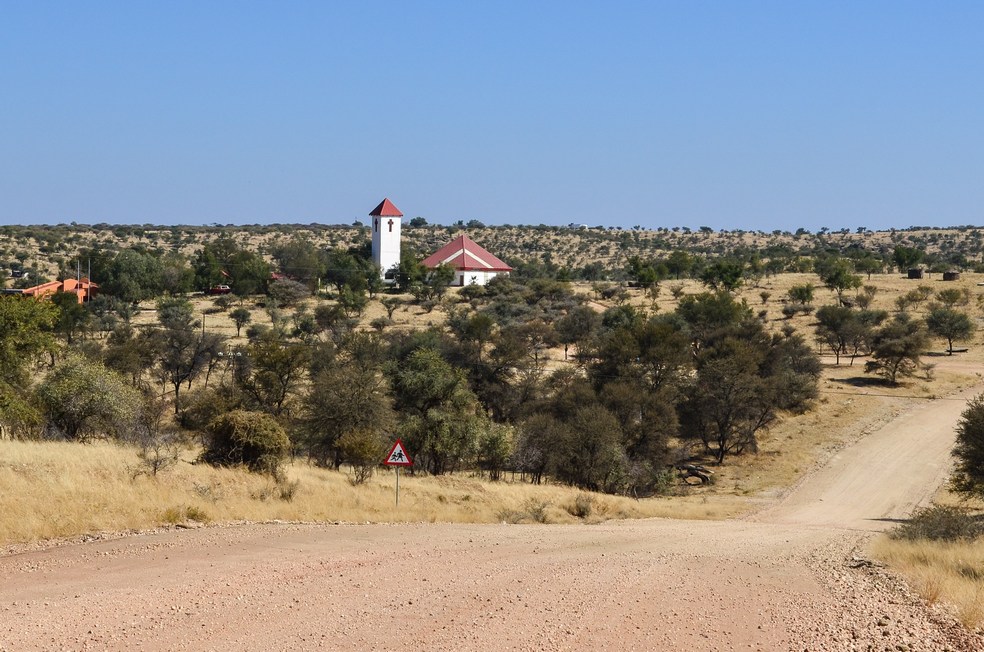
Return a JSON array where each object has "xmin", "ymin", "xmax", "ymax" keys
[{"xmin": 2, "ymin": 383, "xmax": 983, "ymax": 651}]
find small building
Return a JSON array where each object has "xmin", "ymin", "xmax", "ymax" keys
[
  {"xmin": 370, "ymin": 198, "xmax": 403, "ymax": 281},
  {"xmin": 19, "ymin": 278, "xmax": 98, "ymax": 303},
  {"xmin": 943, "ymin": 271, "xmax": 961, "ymax": 281},
  {"xmin": 907, "ymin": 268, "xmax": 924, "ymax": 279},
  {"xmin": 421, "ymin": 234, "xmax": 512, "ymax": 286}
]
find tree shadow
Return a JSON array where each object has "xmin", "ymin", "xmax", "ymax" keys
[{"xmin": 830, "ymin": 376, "xmax": 894, "ymax": 388}]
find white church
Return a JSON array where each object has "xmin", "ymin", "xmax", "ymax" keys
[{"xmin": 369, "ymin": 198, "xmax": 512, "ymax": 287}]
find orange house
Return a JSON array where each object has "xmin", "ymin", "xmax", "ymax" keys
[{"xmin": 19, "ymin": 278, "xmax": 98, "ymax": 304}]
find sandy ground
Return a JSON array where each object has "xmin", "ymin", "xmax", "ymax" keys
[{"xmin": 3, "ymin": 378, "xmax": 984, "ymax": 650}]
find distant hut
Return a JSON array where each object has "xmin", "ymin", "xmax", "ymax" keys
[
  {"xmin": 907, "ymin": 268, "xmax": 924, "ymax": 279},
  {"xmin": 943, "ymin": 270, "xmax": 961, "ymax": 281}
]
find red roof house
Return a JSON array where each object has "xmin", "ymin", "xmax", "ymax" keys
[{"xmin": 421, "ymin": 235, "xmax": 512, "ymax": 286}]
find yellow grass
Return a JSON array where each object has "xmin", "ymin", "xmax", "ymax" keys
[
  {"xmin": 871, "ymin": 535, "xmax": 984, "ymax": 628},
  {"xmin": 0, "ymin": 439, "xmax": 746, "ymax": 547},
  {"xmin": 10, "ymin": 272, "xmax": 984, "ymax": 548}
]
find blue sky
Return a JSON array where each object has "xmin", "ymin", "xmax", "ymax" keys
[{"xmin": 2, "ymin": 1, "xmax": 982, "ymax": 231}]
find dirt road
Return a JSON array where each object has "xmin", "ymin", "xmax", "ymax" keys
[{"xmin": 2, "ymin": 384, "xmax": 983, "ymax": 651}]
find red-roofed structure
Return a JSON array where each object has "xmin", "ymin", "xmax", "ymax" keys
[
  {"xmin": 421, "ymin": 235, "xmax": 512, "ymax": 286},
  {"xmin": 369, "ymin": 198, "xmax": 404, "ymax": 218}
]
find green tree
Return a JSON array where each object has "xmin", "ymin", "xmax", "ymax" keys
[
  {"xmin": 854, "ymin": 256, "xmax": 884, "ymax": 279},
  {"xmin": 153, "ymin": 299, "xmax": 213, "ymax": 412},
  {"xmin": 237, "ymin": 333, "xmax": 309, "ymax": 418},
  {"xmin": 202, "ymin": 410, "xmax": 290, "ymax": 476},
  {"xmin": 926, "ymin": 306, "xmax": 975, "ymax": 354},
  {"xmin": 815, "ymin": 304, "xmax": 855, "ymax": 364},
  {"xmin": 229, "ymin": 307, "xmax": 252, "ymax": 337},
  {"xmin": 270, "ymin": 236, "xmax": 324, "ymax": 284},
  {"xmin": 865, "ymin": 315, "xmax": 930, "ymax": 384},
  {"xmin": 816, "ymin": 257, "xmax": 862, "ymax": 300},
  {"xmin": 951, "ymin": 394, "xmax": 984, "ymax": 496},
  {"xmin": 787, "ymin": 283, "xmax": 815, "ymax": 305},
  {"xmin": 555, "ymin": 305, "xmax": 602, "ymax": 361},
  {"xmin": 665, "ymin": 250, "xmax": 694, "ymax": 279},
  {"xmin": 0, "ymin": 296, "xmax": 58, "ymax": 386},
  {"xmin": 50, "ymin": 292, "xmax": 90, "ymax": 344},
  {"xmin": 935, "ymin": 288, "xmax": 968, "ymax": 308},
  {"xmin": 100, "ymin": 249, "xmax": 165, "ymax": 303},
  {"xmin": 268, "ymin": 278, "xmax": 311, "ymax": 307},
  {"xmin": 36, "ymin": 355, "xmax": 140, "ymax": 441},
  {"xmin": 677, "ymin": 291, "xmax": 753, "ymax": 354},
  {"xmin": 301, "ymin": 361, "xmax": 396, "ymax": 469},
  {"xmin": 477, "ymin": 423, "xmax": 513, "ymax": 481},
  {"xmin": 391, "ymin": 348, "xmax": 485, "ymax": 475},
  {"xmin": 551, "ymin": 404, "xmax": 625, "ymax": 492},
  {"xmin": 681, "ymin": 340, "xmax": 774, "ymax": 463},
  {"xmin": 893, "ymin": 245, "xmax": 924, "ymax": 273},
  {"xmin": 699, "ymin": 259, "xmax": 745, "ymax": 292}
]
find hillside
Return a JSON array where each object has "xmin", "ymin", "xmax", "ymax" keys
[{"xmin": 2, "ymin": 222, "xmax": 984, "ymax": 282}]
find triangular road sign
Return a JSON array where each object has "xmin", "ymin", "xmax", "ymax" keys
[{"xmin": 384, "ymin": 439, "xmax": 413, "ymax": 467}]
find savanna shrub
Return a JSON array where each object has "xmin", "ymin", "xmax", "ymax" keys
[
  {"xmin": 891, "ymin": 505, "xmax": 983, "ymax": 542},
  {"xmin": 202, "ymin": 410, "xmax": 289, "ymax": 477}
]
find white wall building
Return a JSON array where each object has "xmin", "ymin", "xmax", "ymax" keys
[{"xmin": 370, "ymin": 198, "xmax": 403, "ymax": 281}]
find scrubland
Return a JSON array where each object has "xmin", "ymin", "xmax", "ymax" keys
[{"xmin": 0, "ymin": 439, "xmax": 752, "ymax": 549}]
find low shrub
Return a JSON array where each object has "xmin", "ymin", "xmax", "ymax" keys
[
  {"xmin": 891, "ymin": 505, "xmax": 984, "ymax": 542},
  {"xmin": 201, "ymin": 410, "xmax": 290, "ymax": 477}
]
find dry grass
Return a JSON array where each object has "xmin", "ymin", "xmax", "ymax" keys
[
  {"xmin": 17, "ymin": 271, "xmax": 984, "ymax": 547},
  {"xmin": 871, "ymin": 534, "xmax": 984, "ymax": 628},
  {"xmin": 0, "ymin": 439, "xmax": 747, "ymax": 547}
]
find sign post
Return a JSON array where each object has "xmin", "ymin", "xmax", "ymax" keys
[{"xmin": 383, "ymin": 439, "xmax": 413, "ymax": 506}]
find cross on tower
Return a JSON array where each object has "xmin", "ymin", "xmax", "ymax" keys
[{"xmin": 388, "ymin": 219, "xmax": 394, "ymax": 233}]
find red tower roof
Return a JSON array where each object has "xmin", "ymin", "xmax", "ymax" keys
[
  {"xmin": 421, "ymin": 235, "xmax": 512, "ymax": 272},
  {"xmin": 369, "ymin": 198, "xmax": 403, "ymax": 217}
]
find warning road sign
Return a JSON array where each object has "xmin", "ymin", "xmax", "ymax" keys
[{"xmin": 384, "ymin": 439, "xmax": 412, "ymax": 467}]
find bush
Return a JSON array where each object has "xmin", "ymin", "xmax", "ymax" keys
[
  {"xmin": 569, "ymin": 493, "xmax": 595, "ymax": 519},
  {"xmin": 337, "ymin": 429, "xmax": 387, "ymax": 485},
  {"xmin": 202, "ymin": 410, "xmax": 290, "ymax": 477},
  {"xmin": 891, "ymin": 505, "xmax": 983, "ymax": 542}
]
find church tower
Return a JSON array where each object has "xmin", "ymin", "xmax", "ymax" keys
[{"xmin": 370, "ymin": 198, "xmax": 403, "ymax": 281}]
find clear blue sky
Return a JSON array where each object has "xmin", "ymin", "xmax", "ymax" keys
[{"xmin": 2, "ymin": 1, "xmax": 982, "ymax": 231}]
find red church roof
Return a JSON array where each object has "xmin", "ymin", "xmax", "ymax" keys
[
  {"xmin": 421, "ymin": 235, "xmax": 512, "ymax": 272},
  {"xmin": 369, "ymin": 198, "xmax": 403, "ymax": 217}
]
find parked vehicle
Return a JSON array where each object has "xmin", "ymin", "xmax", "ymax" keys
[{"xmin": 208, "ymin": 285, "xmax": 232, "ymax": 295}]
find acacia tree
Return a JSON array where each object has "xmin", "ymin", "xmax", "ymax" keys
[
  {"xmin": 0, "ymin": 296, "xmax": 58, "ymax": 386},
  {"xmin": 237, "ymin": 333, "xmax": 309, "ymax": 418},
  {"xmin": 864, "ymin": 315, "xmax": 929, "ymax": 384},
  {"xmin": 952, "ymin": 394, "xmax": 984, "ymax": 496},
  {"xmin": 699, "ymin": 259, "xmax": 745, "ymax": 292},
  {"xmin": 153, "ymin": 298, "xmax": 212, "ymax": 412},
  {"xmin": 229, "ymin": 307, "xmax": 251, "ymax": 337},
  {"xmin": 300, "ymin": 361, "xmax": 395, "ymax": 468},
  {"xmin": 391, "ymin": 347, "xmax": 487, "ymax": 475},
  {"xmin": 893, "ymin": 245, "xmax": 924, "ymax": 273},
  {"xmin": 815, "ymin": 304, "xmax": 855, "ymax": 364},
  {"xmin": 926, "ymin": 306, "xmax": 974, "ymax": 354},
  {"xmin": 555, "ymin": 305, "xmax": 602, "ymax": 361},
  {"xmin": 681, "ymin": 341, "xmax": 774, "ymax": 463},
  {"xmin": 36, "ymin": 355, "xmax": 140, "ymax": 441},
  {"xmin": 816, "ymin": 257, "xmax": 862, "ymax": 301}
]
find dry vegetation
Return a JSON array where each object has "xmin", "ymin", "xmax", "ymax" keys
[
  {"xmin": 4, "ymin": 272, "xmax": 983, "ymax": 547},
  {"xmin": 5, "ymin": 221, "xmax": 984, "ymax": 282},
  {"xmin": 0, "ymin": 439, "xmax": 747, "ymax": 548},
  {"xmin": 6, "ymin": 223, "xmax": 984, "ymax": 630},
  {"xmin": 872, "ymin": 524, "xmax": 984, "ymax": 628}
]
